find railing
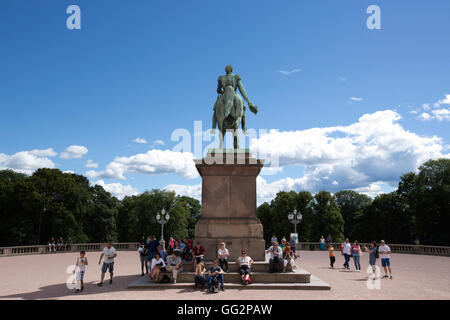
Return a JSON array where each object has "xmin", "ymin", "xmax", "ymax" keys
[
  {"xmin": 294, "ymin": 242, "xmax": 450, "ymax": 257},
  {"xmin": 0, "ymin": 242, "xmax": 139, "ymax": 257},
  {"xmin": 0, "ymin": 241, "xmax": 449, "ymax": 257}
]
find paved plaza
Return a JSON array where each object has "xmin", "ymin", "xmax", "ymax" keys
[{"xmin": 0, "ymin": 250, "xmax": 449, "ymax": 300}]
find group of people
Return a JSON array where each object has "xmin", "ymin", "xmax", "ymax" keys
[
  {"xmin": 71, "ymin": 241, "xmax": 117, "ymax": 293},
  {"xmin": 69, "ymin": 235, "xmax": 394, "ymax": 294},
  {"xmin": 328, "ymin": 238, "xmax": 393, "ymax": 279},
  {"xmin": 141, "ymin": 239, "xmax": 255, "ymax": 292},
  {"xmin": 48, "ymin": 236, "xmax": 72, "ymax": 252}
]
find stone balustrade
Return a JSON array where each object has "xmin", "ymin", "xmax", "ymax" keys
[{"xmin": 0, "ymin": 241, "xmax": 449, "ymax": 257}]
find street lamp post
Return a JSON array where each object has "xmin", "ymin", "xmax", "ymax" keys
[
  {"xmin": 288, "ymin": 208, "xmax": 302, "ymax": 235},
  {"xmin": 156, "ymin": 208, "xmax": 170, "ymax": 243}
]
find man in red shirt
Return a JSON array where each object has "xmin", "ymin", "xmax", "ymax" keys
[{"xmin": 192, "ymin": 242, "xmax": 206, "ymax": 268}]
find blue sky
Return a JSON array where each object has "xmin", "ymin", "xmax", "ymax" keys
[{"xmin": 1, "ymin": 0, "xmax": 449, "ymax": 202}]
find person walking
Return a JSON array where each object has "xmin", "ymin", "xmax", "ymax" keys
[
  {"xmin": 97, "ymin": 241, "xmax": 117, "ymax": 286},
  {"xmin": 328, "ymin": 243, "xmax": 336, "ymax": 268},
  {"xmin": 378, "ymin": 240, "xmax": 393, "ymax": 279},
  {"xmin": 73, "ymin": 250, "xmax": 88, "ymax": 293},
  {"xmin": 352, "ymin": 240, "xmax": 361, "ymax": 271},
  {"xmin": 342, "ymin": 238, "xmax": 351, "ymax": 270}
]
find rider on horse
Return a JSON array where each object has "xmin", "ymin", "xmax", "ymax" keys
[{"xmin": 212, "ymin": 65, "xmax": 258, "ymax": 134}]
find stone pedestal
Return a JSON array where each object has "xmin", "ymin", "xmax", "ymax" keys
[{"xmin": 194, "ymin": 150, "xmax": 266, "ymax": 261}]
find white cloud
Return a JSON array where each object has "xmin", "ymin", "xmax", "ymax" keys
[
  {"xmin": 432, "ymin": 108, "xmax": 450, "ymax": 121},
  {"xmin": 438, "ymin": 94, "xmax": 450, "ymax": 105},
  {"xmin": 418, "ymin": 112, "xmax": 432, "ymax": 121},
  {"xmin": 251, "ymin": 110, "xmax": 448, "ymax": 196},
  {"xmin": 95, "ymin": 180, "xmax": 138, "ymax": 200},
  {"xmin": 63, "ymin": 170, "xmax": 75, "ymax": 174},
  {"xmin": 416, "ymin": 94, "xmax": 450, "ymax": 121},
  {"xmin": 153, "ymin": 139, "xmax": 165, "ymax": 146},
  {"xmin": 29, "ymin": 148, "xmax": 57, "ymax": 157},
  {"xmin": 0, "ymin": 150, "xmax": 56, "ymax": 175},
  {"xmin": 86, "ymin": 149, "xmax": 198, "ymax": 180},
  {"xmin": 339, "ymin": 76, "xmax": 348, "ymax": 83},
  {"xmin": 85, "ymin": 159, "xmax": 99, "ymax": 168},
  {"xmin": 164, "ymin": 184, "xmax": 201, "ymax": 200},
  {"xmin": 60, "ymin": 145, "xmax": 88, "ymax": 159},
  {"xmin": 350, "ymin": 97, "xmax": 363, "ymax": 102},
  {"xmin": 278, "ymin": 68, "xmax": 301, "ymax": 75},
  {"xmin": 133, "ymin": 138, "xmax": 147, "ymax": 144}
]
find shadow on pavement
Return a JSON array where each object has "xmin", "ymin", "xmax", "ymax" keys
[{"xmin": 0, "ymin": 274, "xmax": 137, "ymax": 300}]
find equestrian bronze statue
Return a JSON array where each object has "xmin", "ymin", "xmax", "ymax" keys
[{"xmin": 211, "ymin": 65, "xmax": 258, "ymax": 149}]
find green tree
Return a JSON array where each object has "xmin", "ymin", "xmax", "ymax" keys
[
  {"xmin": 334, "ymin": 190, "xmax": 372, "ymax": 239},
  {"xmin": 311, "ymin": 191, "xmax": 344, "ymax": 243}
]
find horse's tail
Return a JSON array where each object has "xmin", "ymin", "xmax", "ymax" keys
[{"xmin": 223, "ymin": 85, "xmax": 235, "ymax": 119}]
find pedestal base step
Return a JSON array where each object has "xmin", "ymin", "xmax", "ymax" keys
[
  {"xmin": 128, "ymin": 274, "xmax": 330, "ymax": 290},
  {"xmin": 182, "ymin": 260, "xmax": 271, "ymax": 272}
]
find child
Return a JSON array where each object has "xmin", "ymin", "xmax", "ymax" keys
[
  {"xmin": 217, "ymin": 242, "xmax": 230, "ymax": 272},
  {"xmin": 73, "ymin": 251, "xmax": 88, "ymax": 293},
  {"xmin": 328, "ymin": 244, "xmax": 335, "ymax": 268}
]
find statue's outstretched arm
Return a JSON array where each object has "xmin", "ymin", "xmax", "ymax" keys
[
  {"xmin": 237, "ymin": 80, "xmax": 251, "ymax": 104},
  {"xmin": 238, "ymin": 79, "xmax": 258, "ymax": 114}
]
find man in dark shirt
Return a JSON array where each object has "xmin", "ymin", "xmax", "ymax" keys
[
  {"xmin": 207, "ymin": 259, "xmax": 225, "ymax": 292},
  {"xmin": 192, "ymin": 242, "xmax": 206, "ymax": 268},
  {"xmin": 145, "ymin": 236, "xmax": 159, "ymax": 262}
]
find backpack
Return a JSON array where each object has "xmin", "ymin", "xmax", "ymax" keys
[
  {"xmin": 209, "ymin": 276, "xmax": 220, "ymax": 293},
  {"xmin": 160, "ymin": 275, "xmax": 171, "ymax": 283},
  {"xmin": 375, "ymin": 247, "xmax": 380, "ymax": 259}
]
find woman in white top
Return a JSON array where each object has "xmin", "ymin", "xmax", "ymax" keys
[
  {"xmin": 149, "ymin": 252, "xmax": 166, "ymax": 282},
  {"xmin": 217, "ymin": 242, "xmax": 230, "ymax": 272},
  {"xmin": 236, "ymin": 249, "xmax": 253, "ymax": 285}
]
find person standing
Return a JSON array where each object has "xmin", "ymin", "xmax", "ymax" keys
[
  {"xmin": 270, "ymin": 235, "xmax": 278, "ymax": 245},
  {"xmin": 97, "ymin": 242, "xmax": 117, "ymax": 286},
  {"xmin": 145, "ymin": 236, "xmax": 159, "ymax": 261},
  {"xmin": 320, "ymin": 236, "xmax": 326, "ymax": 250},
  {"xmin": 378, "ymin": 240, "xmax": 393, "ymax": 279},
  {"xmin": 342, "ymin": 238, "xmax": 351, "ymax": 270},
  {"xmin": 218, "ymin": 242, "xmax": 230, "ymax": 272},
  {"xmin": 352, "ymin": 240, "xmax": 361, "ymax": 272},
  {"xmin": 328, "ymin": 243, "xmax": 336, "ymax": 268},
  {"xmin": 73, "ymin": 251, "xmax": 88, "ymax": 293},
  {"xmin": 364, "ymin": 241, "xmax": 378, "ymax": 276},
  {"xmin": 326, "ymin": 235, "xmax": 333, "ymax": 246},
  {"xmin": 289, "ymin": 235, "xmax": 297, "ymax": 259},
  {"xmin": 138, "ymin": 240, "xmax": 148, "ymax": 276}
]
